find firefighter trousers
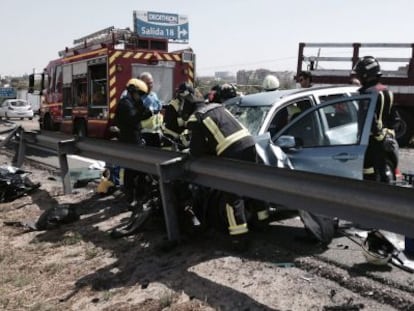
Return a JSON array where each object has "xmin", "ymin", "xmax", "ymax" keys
[{"xmin": 363, "ymin": 137, "xmax": 391, "ymax": 183}]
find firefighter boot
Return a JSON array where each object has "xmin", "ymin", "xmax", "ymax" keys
[{"xmin": 225, "ymin": 198, "xmax": 248, "ymax": 236}]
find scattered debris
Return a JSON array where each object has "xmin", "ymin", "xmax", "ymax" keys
[
  {"xmin": 275, "ymin": 262, "xmax": 295, "ymax": 268},
  {"xmin": 70, "ymin": 167, "xmax": 102, "ymax": 188},
  {"xmin": 299, "ymin": 210, "xmax": 336, "ymax": 245},
  {"xmin": 0, "ymin": 164, "xmax": 40, "ymax": 203},
  {"xmin": 4, "ymin": 203, "xmax": 79, "ymax": 231}
]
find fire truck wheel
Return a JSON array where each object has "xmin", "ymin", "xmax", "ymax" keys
[
  {"xmin": 44, "ymin": 114, "xmax": 53, "ymax": 130},
  {"xmin": 74, "ymin": 121, "xmax": 87, "ymax": 138}
]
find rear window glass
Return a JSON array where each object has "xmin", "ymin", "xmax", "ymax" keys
[{"xmin": 9, "ymin": 101, "xmax": 28, "ymax": 107}]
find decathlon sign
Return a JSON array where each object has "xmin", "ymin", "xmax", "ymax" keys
[{"xmin": 134, "ymin": 11, "xmax": 189, "ymax": 43}]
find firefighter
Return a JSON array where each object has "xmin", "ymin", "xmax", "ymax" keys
[
  {"xmin": 352, "ymin": 56, "xmax": 400, "ymax": 182},
  {"xmin": 183, "ymin": 92, "xmax": 257, "ymax": 240},
  {"xmin": 114, "ymin": 78, "xmax": 149, "ymax": 204},
  {"xmin": 262, "ymin": 74, "xmax": 280, "ymax": 91},
  {"xmin": 162, "ymin": 82, "xmax": 194, "ymax": 149},
  {"xmin": 207, "ymin": 83, "xmax": 238, "ymax": 103}
]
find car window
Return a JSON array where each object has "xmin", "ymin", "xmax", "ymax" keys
[
  {"xmin": 319, "ymin": 94, "xmax": 347, "ymax": 102},
  {"xmin": 276, "ymin": 97, "xmax": 371, "ymax": 147},
  {"xmin": 10, "ymin": 100, "xmax": 28, "ymax": 107},
  {"xmin": 268, "ymin": 98, "xmax": 312, "ymax": 137}
]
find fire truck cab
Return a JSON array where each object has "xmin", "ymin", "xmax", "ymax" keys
[
  {"xmin": 29, "ymin": 26, "xmax": 195, "ymax": 139},
  {"xmin": 297, "ymin": 42, "xmax": 414, "ymax": 146}
]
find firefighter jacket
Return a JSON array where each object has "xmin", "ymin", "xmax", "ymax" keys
[
  {"xmin": 115, "ymin": 94, "xmax": 151, "ymax": 143},
  {"xmin": 163, "ymin": 98, "xmax": 186, "ymax": 140},
  {"xmin": 360, "ymin": 83, "xmax": 399, "ymax": 141},
  {"xmin": 186, "ymin": 103, "xmax": 255, "ymax": 157},
  {"xmin": 140, "ymin": 92, "xmax": 163, "ymax": 135}
]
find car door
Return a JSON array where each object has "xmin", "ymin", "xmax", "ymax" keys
[{"xmin": 273, "ymin": 94, "xmax": 377, "ymax": 180}]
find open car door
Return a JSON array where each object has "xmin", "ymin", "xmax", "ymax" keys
[{"xmin": 273, "ymin": 93, "xmax": 377, "ymax": 180}]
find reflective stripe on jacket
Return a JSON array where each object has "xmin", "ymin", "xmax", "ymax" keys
[
  {"xmin": 140, "ymin": 113, "xmax": 163, "ymax": 134},
  {"xmin": 187, "ymin": 103, "xmax": 255, "ymax": 157},
  {"xmin": 362, "ymin": 84, "xmax": 397, "ymax": 141},
  {"xmin": 162, "ymin": 99, "xmax": 186, "ymax": 139}
]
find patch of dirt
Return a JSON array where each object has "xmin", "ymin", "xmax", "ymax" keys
[{"xmin": 0, "ymin": 151, "xmax": 412, "ymax": 310}]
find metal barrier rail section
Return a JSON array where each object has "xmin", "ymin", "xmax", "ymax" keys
[{"xmin": 5, "ymin": 128, "xmax": 414, "ymax": 241}]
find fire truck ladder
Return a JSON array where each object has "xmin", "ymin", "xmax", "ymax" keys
[{"xmin": 58, "ymin": 26, "xmax": 134, "ymax": 57}]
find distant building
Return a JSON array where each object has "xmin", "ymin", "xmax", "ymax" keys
[
  {"xmin": 237, "ymin": 69, "xmax": 295, "ymax": 89},
  {"xmin": 214, "ymin": 71, "xmax": 235, "ymax": 82}
]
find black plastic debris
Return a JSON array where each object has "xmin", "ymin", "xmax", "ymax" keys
[
  {"xmin": 298, "ymin": 210, "xmax": 336, "ymax": 245},
  {"xmin": 4, "ymin": 204, "xmax": 80, "ymax": 231},
  {"xmin": 0, "ymin": 165, "xmax": 40, "ymax": 203}
]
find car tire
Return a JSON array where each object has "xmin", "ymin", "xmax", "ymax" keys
[
  {"xmin": 5, "ymin": 113, "xmax": 9, "ymax": 120},
  {"xmin": 20, "ymin": 117, "xmax": 24, "ymax": 120},
  {"xmin": 29, "ymin": 117, "xmax": 33, "ymax": 121}
]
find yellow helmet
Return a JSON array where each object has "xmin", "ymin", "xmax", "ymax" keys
[{"xmin": 126, "ymin": 78, "xmax": 148, "ymax": 94}]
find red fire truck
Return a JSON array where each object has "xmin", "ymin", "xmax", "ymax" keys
[
  {"xmin": 297, "ymin": 43, "xmax": 414, "ymax": 146},
  {"xmin": 29, "ymin": 26, "xmax": 195, "ymax": 139}
]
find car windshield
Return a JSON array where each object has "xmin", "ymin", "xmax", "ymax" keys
[
  {"xmin": 226, "ymin": 104, "xmax": 271, "ymax": 135},
  {"xmin": 10, "ymin": 100, "xmax": 28, "ymax": 107}
]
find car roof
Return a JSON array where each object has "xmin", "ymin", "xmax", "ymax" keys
[
  {"xmin": 226, "ymin": 85, "xmax": 359, "ymax": 107},
  {"xmin": 4, "ymin": 99, "xmax": 28, "ymax": 104}
]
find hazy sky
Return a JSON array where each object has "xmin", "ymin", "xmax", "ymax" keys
[{"xmin": 1, "ymin": 0, "xmax": 413, "ymax": 77}]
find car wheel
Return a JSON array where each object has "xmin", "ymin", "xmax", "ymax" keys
[
  {"xmin": 5, "ymin": 113, "xmax": 9, "ymax": 120},
  {"xmin": 29, "ymin": 117, "xmax": 33, "ymax": 121},
  {"xmin": 20, "ymin": 117, "xmax": 24, "ymax": 120}
]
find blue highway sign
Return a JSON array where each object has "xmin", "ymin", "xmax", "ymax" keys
[{"xmin": 134, "ymin": 11, "xmax": 189, "ymax": 43}]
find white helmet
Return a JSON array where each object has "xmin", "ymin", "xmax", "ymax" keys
[
  {"xmin": 361, "ymin": 230, "xmax": 395, "ymax": 265},
  {"xmin": 262, "ymin": 75, "xmax": 280, "ymax": 91}
]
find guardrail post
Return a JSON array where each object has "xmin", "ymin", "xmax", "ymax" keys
[
  {"xmin": 156, "ymin": 156, "xmax": 187, "ymax": 241},
  {"xmin": 58, "ymin": 138, "xmax": 78, "ymax": 194},
  {"xmin": 12, "ymin": 127, "xmax": 26, "ymax": 168},
  {"xmin": 0, "ymin": 124, "xmax": 20, "ymax": 148}
]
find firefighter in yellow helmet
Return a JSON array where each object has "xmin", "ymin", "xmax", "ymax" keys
[
  {"xmin": 115, "ymin": 78, "xmax": 149, "ymax": 144},
  {"xmin": 183, "ymin": 91, "xmax": 258, "ymax": 241},
  {"xmin": 113, "ymin": 78, "xmax": 149, "ymax": 205}
]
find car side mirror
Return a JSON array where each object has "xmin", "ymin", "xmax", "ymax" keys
[{"xmin": 275, "ymin": 135, "xmax": 297, "ymax": 149}]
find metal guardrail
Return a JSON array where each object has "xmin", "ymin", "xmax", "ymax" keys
[{"xmin": 7, "ymin": 129, "xmax": 414, "ymax": 241}]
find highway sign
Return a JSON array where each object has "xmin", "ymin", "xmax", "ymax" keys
[{"xmin": 134, "ymin": 11, "xmax": 189, "ymax": 43}]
